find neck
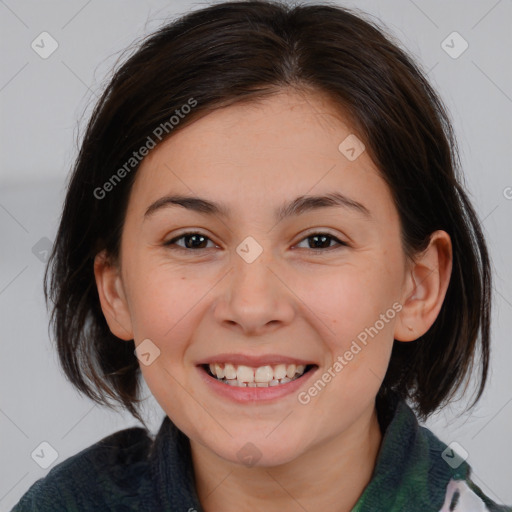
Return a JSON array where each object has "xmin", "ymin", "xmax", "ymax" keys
[{"xmin": 190, "ymin": 402, "xmax": 383, "ymax": 512}]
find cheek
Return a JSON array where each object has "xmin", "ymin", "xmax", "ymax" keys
[
  {"xmin": 127, "ymin": 264, "xmax": 203, "ymax": 347},
  {"xmin": 130, "ymin": 268, "xmax": 206, "ymax": 415},
  {"xmin": 302, "ymin": 259, "xmax": 400, "ymax": 394},
  {"xmin": 307, "ymin": 263, "xmax": 397, "ymax": 338}
]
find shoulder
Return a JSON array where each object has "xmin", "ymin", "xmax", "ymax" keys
[
  {"xmin": 419, "ymin": 424, "xmax": 512, "ymax": 512},
  {"xmin": 439, "ymin": 477, "xmax": 512, "ymax": 512},
  {"xmin": 372, "ymin": 394, "xmax": 512, "ymax": 511},
  {"xmin": 11, "ymin": 425, "xmax": 154, "ymax": 511}
]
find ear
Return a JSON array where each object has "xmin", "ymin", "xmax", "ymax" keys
[
  {"xmin": 394, "ymin": 230, "xmax": 453, "ymax": 342},
  {"xmin": 93, "ymin": 250, "xmax": 134, "ymax": 341}
]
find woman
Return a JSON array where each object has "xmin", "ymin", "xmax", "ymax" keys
[{"xmin": 12, "ymin": 1, "xmax": 511, "ymax": 510}]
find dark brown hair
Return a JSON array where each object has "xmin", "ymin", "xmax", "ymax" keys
[{"xmin": 44, "ymin": 0, "xmax": 492, "ymax": 427}]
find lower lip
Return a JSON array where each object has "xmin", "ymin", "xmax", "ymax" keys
[{"xmin": 197, "ymin": 365, "xmax": 318, "ymax": 404}]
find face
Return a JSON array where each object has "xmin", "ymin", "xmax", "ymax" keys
[{"xmin": 102, "ymin": 90, "xmax": 412, "ymax": 467}]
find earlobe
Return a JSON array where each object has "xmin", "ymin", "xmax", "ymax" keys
[
  {"xmin": 93, "ymin": 250, "xmax": 134, "ymax": 341},
  {"xmin": 394, "ymin": 230, "xmax": 453, "ymax": 342}
]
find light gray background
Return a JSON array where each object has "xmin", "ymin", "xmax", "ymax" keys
[{"xmin": 1, "ymin": 0, "xmax": 511, "ymax": 509}]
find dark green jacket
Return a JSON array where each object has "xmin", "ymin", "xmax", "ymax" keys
[{"xmin": 12, "ymin": 391, "xmax": 512, "ymax": 511}]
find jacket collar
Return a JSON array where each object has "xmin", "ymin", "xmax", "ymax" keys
[
  {"xmin": 148, "ymin": 391, "xmax": 470, "ymax": 511},
  {"xmin": 354, "ymin": 390, "xmax": 470, "ymax": 511}
]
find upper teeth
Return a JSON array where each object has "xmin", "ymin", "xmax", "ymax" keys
[{"xmin": 209, "ymin": 363, "xmax": 306, "ymax": 383}]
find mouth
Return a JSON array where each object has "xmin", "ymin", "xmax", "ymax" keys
[{"xmin": 200, "ymin": 362, "xmax": 317, "ymax": 388}]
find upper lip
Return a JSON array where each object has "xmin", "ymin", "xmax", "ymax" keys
[{"xmin": 196, "ymin": 353, "xmax": 316, "ymax": 367}]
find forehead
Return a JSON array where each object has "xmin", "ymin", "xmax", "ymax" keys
[{"xmin": 127, "ymin": 90, "xmax": 393, "ymax": 222}]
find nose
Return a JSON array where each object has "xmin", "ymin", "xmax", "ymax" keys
[{"xmin": 213, "ymin": 245, "xmax": 295, "ymax": 336}]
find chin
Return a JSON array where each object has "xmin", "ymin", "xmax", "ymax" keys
[{"xmin": 214, "ymin": 436, "xmax": 307, "ymax": 469}]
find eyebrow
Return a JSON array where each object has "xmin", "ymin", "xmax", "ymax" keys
[{"xmin": 143, "ymin": 191, "xmax": 371, "ymax": 222}]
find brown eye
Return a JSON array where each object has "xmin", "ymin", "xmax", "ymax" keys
[
  {"xmin": 164, "ymin": 232, "xmax": 216, "ymax": 250},
  {"xmin": 295, "ymin": 233, "xmax": 347, "ymax": 251}
]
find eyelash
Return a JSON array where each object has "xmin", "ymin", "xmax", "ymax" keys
[{"xmin": 163, "ymin": 231, "xmax": 348, "ymax": 254}]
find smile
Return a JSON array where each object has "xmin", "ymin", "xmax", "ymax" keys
[{"xmin": 202, "ymin": 363, "xmax": 316, "ymax": 387}]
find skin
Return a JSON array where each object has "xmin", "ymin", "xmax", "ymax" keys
[{"xmin": 95, "ymin": 89, "xmax": 452, "ymax": 512}]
